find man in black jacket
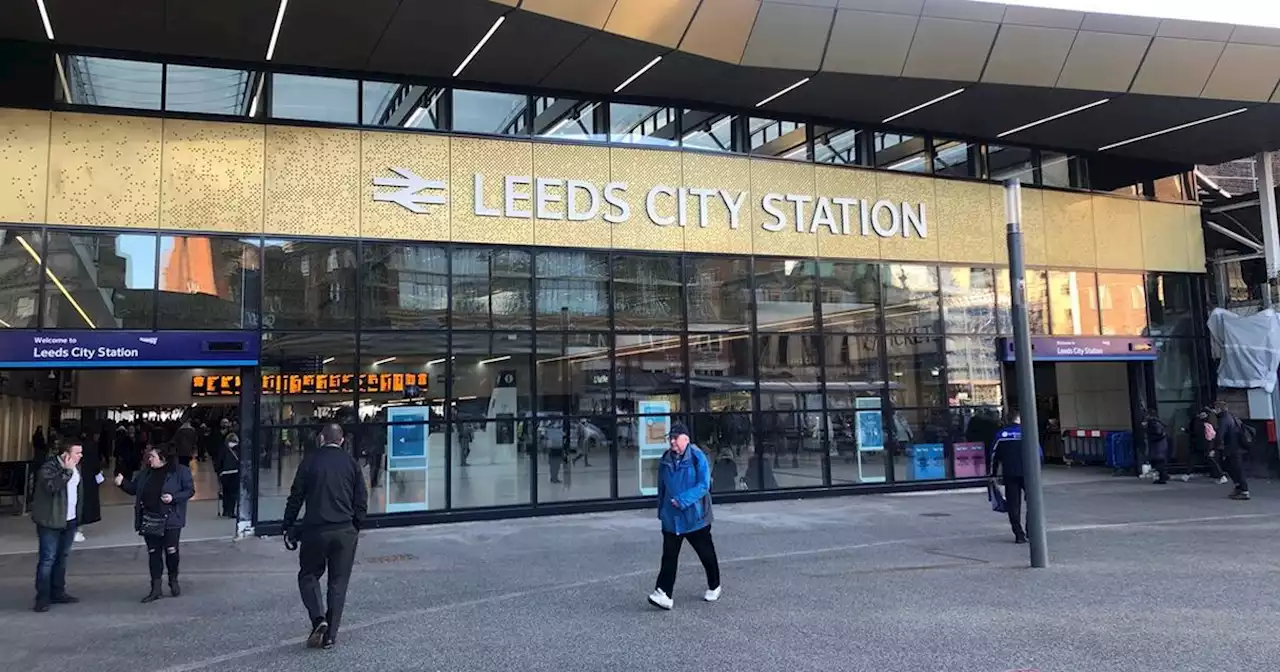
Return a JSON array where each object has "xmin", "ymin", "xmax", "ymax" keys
[
  {"xmin": 284, "ymin": 424, "xmax": 368, "ymax": 649},
  {"xmin": 989, "ymin": 414, "xmax": 1036, "ymax": 544},
  {"xmin": 1212, "ymin": 401, "xmax": 1251, "ymax": 500}
]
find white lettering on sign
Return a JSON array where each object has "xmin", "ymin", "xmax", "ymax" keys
[
  {"xmin": 374, "ymin": 171, "xmax": 930, "ymax": 238},
  {"xmin": 32, "ymin": 346, "xmax": 139, "ymax": 360}
]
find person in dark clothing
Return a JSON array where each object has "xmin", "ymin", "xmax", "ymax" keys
[
  {"xmin": 1188, "ymin": 407, "xmax": 1226, "ymax": 482},
  {"xmin": 1213, "ymin": 401, "xmax": 1251, "ymax": 500},
  {"xmin": 113, "ymin": 424, "xmax": 139, "ymax": 481},
  {"xmin": 173, "ymin": 422, "xmax": 198, "ymax": 468},
  {"xmin": 284, "ymin": 424, "xmax": 368, "ymax": 650},
  {"xmin": 217, "ymin": 433, "xmax": 241, "ymax": 518},
  {"xmin": 31, "ymin": 442, "xmax": 83, "ymax": 612},
  {"xmin": 77, "ymin": 433, "xmax": 103, "ymax": 537},
  {"xmin": 115, "ymin": 445, "xmax": 195, "ymax": 603},
  {"xmin": 1143, "ymin": 408, "xmax": 1171, "ymax": 485},
  {"xmin": 988, "ymin": 416, "xmax": 1038, "ymax": 544}
]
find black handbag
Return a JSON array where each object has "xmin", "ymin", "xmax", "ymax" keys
[{"xmin": 139, "ymin": 508, "xmax": 169, "ymax": 537}]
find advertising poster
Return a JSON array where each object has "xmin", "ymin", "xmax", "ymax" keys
[
  {"xmin": 855, "ymin": 410, "xmax": 884, "ymax": 452},
  {"xmin": 636, "ymin": 400, "xmax": 671, "ymax": 496}
]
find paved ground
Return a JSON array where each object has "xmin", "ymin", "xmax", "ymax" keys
[{"xmin": 2, "ymin": 469, "xmax": 1278, "ymax": 672}]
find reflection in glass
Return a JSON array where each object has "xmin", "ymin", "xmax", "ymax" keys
[
  {"xmin": 361, "ymin": 243, "xmax": 448, "ymax": 329},
  {"xmin": 610, "ymin": 103, "xmax": 678, "ymax": 147},
  {"xmin": 688, "ymin": 333, "xmax": 754, "ymax": 413},
  {"xmin": 60, "ymin": 56, "xmax": 161, "ymax": 110},
  {"xmin": 42, "ymin": 231, "xmax": 156, "ymax": 329},
  {"xmin": 822, "ymin": 334, "xmax": 883, "ymax": 409},
  {"xmin": 681, "ymin": 111, "xmax": 739, "ymax": 153},
  {"xmin": 613, "ymin": 254, "xmax": 682, "ymax": 330},
  {"xmin": 748, "ymin": 117, "xmax": 807, "ymax": 159},
  {"xmin": 941, "ymin": 267, "xmax": 997, "ymax": 334},
  {"xmin": 1152, "ymin": 175, "xmax": 1187, "ymax": 202},
  {"xmin": 453, "ymin": 89, "xmax": 529, "ymax": 136},
  {"xmin": 156, "ymin": 235, "xmax": 261, "ymax": 329},
  {"xmin": 932, "ymin": 140, "xmax": 979, "ymax": 178},
  {"xmin": 1097, "ymin": 272, "xmax": 1147, "ymax": 336},
  {"xmin": 270, "ymin": 74, "xmax": 358, "ymax": 123},
  {"xmin": 875, "ymin": 133, "xmax": 928, "ymax": 173},
  {"xmin": 686, "ymin": 257, "xmax": 751, "ymax": 331},
  {"xmin": 0, "ymin": 229, "xmax": 46, "ymax": 328},
  {"xmin": 1048, "ymin": 270, "xmax": 1100, "ymax": 335},
  {"xmin": 258, "ymin": 332, "xmax": 359, "ymax": 428},
  {"xmin": 536, "ymin": 332, "xmax": 612, "ymax": 416},
  {"xmin": 820, "ymin": 261, "xmax": 880, "ymax": 334},
  {"xmin": 997, "ymin": 269, "xmax": 1048, "ymax": 334},
  {"xmin": 536, "ymin": 251, "xmax": 610, "ymax": 330},
  {"xmin": 1147, "ymin": 273, "xmax": 1195, "ymax": 337},
  {"xmin": 758, "ymin": 334, "xmax": 820, "ymax": 412},
  {"xmin": 363, "ymin": 82, "xmax": 445, "ymax": 129},
  {"xmin": 1041, "ymin": 152, "xmax": 1088, "ymax": 189},
  {"xmin": 358, "ymin": 331, "xmax": 447, "ymax": 421},
  {"xmin": 887, "ymin": 408, "xmax": 954, "ymax": 481},
  {"xmin": 756, "ymin": 411, "xmax": 826, "ymax": 489},
  {"xmin": 615, "ymin": 333, "xmax": 685, "ymax": 415},
  {"xmin": 882, "ymin": 264, "xmax": 940, "ymax": 335},
  {"xmin": 537, "ymin": 413, "xmax": 614, "ymax": 502},
  {"xmin": 261, "ymin": 239, "xmax": 358, "ymax": 330},
  {"xmin": 165, "ymin": 64, "xmax": 253, "ymax": 115},
  {"xmin": 532, "ymin": 96, "xmax": 605, "ymax": 141},
  {"xmin": 1154, "ymin": 338, "xmax": 1197, "ymax": 401},
  {"xmin": 988, "ymin": 145, "xmax": 1035, "ymax": 183},
  {"xmin": 754, "ymin": 259, "xmax": 818, "ymax": 331},
  {"xmin": 812, "ymin": 127, "xmax": 863, "ymax": 166},
  {"xmin": 885, "ymin": 336, "xmax": 944, "ymax": 408},
  {"xmin": 947, "ymin": 336, "xmax": 1002, "ymax": 406},
  {"xmin": 451, "ymin": 248, "xmax": 532, "ymax": 330}
]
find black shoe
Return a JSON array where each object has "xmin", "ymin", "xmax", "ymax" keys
[
  {"xmin": 1153, "ymin": 479, "xmax": 1169, "ymax": 485},
  {"xmin": 1014, "ymin": 533, "xmax": 1028, "ymax": 544},
  {"xmin": 141, "ymin": 580, "xmax": 163, "ymax": 604},
  {"xmin": 307, "ymin": 620, "xmax": 329, "ymax": 649},
  {"xmin": 322, "ymin": 636, "xmax": 336, "ymax": 650},
  {"xmin": 51, "ymin": 593, "xmax": 80, "ymax": 604},
  {"xmin": 169, "ymin": 578, "xmax": 181, "ymax": 597},
  {"xmin": 33, "ymin": 600, "xmax": 50, "ymax": 613},
  {"xmin": 1230, "ymin": 491, "xmax": 1252, "ymax": 501}
]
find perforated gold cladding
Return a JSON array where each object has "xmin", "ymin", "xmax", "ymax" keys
[
  {"xmin": 265, "ymin": 125, "xmax": 360, "ymax": 238},
  {"xmin": 1092, "ymin": 196, "xmax": 1144, "ymax": 270},
  {"xmin": 610, "ymin": 147, "xmax": 683, "ymax": 252},
  {"xmin": 683, "ymin": 151, "xmax": 752, "ymax": 255},
  {"xmin": 0, "ymin": 108, "xmax": 50, "ymax": 224},
  {"xmin": 814, "ymin": 164, "xmax": 878, "ymax": 261},
  {"xmin": 451, "ymin": 137, "xmax": 535, "ymax": 246},
  {"xmin": 161, "ymin": 119, "xmax": 264, "ymax": 234},
  {"xmin": 1043, "ymin": 190, "xmax": 1096, "ymax": 268},
  {"xmin": 47, "ymin": 112, "xmax": 162, "ymax": 229},
  {"xmin": 750, "ymin": 157, "xmax": 817, "ymax": 258},
  {"xmin": 876, "ymin": 171, "xmax": 938, "ymax": 262},
  {"xmin": 362, "ymin": 130, "xmax": 450, "ymax": 242},
  {"xmin": 933, "ymin": 178, "xmax": 993, "ymax": 264},
  {"xmin": 533, "ymin": 142, "xmax": 611, "ymax": 249}
]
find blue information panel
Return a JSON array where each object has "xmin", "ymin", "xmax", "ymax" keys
[
  {"xmin": 385, "ymin": 407, "xmax": 430, "ymax": 513},
  {"xmin": 0, "ymin": 330, "xmax": 258, "ymax": 368}
]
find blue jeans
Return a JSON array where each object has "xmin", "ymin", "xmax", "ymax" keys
[{"xmin": 35, "ymin": 519, "xmax": 77, "ymax": 601}]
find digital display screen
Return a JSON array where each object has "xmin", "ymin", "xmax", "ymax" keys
[{"xmin": 191, "ymin": 372, "xmax": 430, "ymax": 397}]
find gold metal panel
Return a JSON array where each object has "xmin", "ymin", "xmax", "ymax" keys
[
  {"xmin": 1140, "ymin": 200, "xmax": 1193, "ymax": 271},
  {"xmin": 521, "ymin": 0, "xmax": 616, "ymax": 28},
  {"xmin": 933, "ymin": 178, "xmax": 994, "ymax": 264},
  {"xmin": 681, "ymin": 152, "xmax": 752, "ymax": 255},
  {"xmin": 265, "ymin": 125, "xmax": 360, "ymax": 238},
  {"xmin": 361, "ymin": 130, "xmax": 450, "ymax": 242},
  {"xmin": 989, "ymin": 184, "xmax": 1010, "ymax": 265},
  {"xmin": 1042, "ymin": 190, "xmax": 1096, "ymax": 268},
  {"xmin": 532, "ymin": 143, "xmax": 612, "ymax": 249},
  {"xmin": 1185, "ymin": 205, "xmax": 1207, "ymax": 272},
  {"xmin": 875, "ymin": 172, "xmax": 938, "ymax": 262},
  {"xmin": 47, "ymin": 112, "xmax": 162, "ymax": 229},
  {"xmin": 609, "ymin": 147, "xmax": 683, "ymax": 253},
  {"xmin": 451, "ymin": 136, "xmax": 535, "ymax": 246},
  {"xmin": 814, "ymin": 165, "xmax": 880, "ymax": 261},
  {"xmin": 1091, "ymin": 196, "xmax": 1144, "ymax": 270},
  {"xmin": 680, "ymin": 0, "xmax": 761, "ymax": 63},
  {"xmin": 750, "ymin": 158, "xmax": 818, "ymax": 258},
  {"xmin": 0, "ymin": 108, "xmax": 50, "ymax": 224},
  {"xmin": 605, "ymin": 0, "xmax": 700, "ymax": 48},
  {"xmin": 161, "ymin": 119, "xmax": 264, "ymax": 234}
]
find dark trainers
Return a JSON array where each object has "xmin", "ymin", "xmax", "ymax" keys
[
  {"xmin": 51, "ymin": 594, "xmax": 80, "ymax": 604},
  {"xmin": 1230, "ymin": 491, "xmax": 1252, "ymax": 501},
  {"xmin": 33, "ymin": 600, "xmax": 50, "ymax": 613},
  {"xmin": 322, "ymin": 636, "xmax": 336, "ymax": 650},
  {"xmin": 306, "ymin": 620, "xmax": 329, "ymax": 649}
]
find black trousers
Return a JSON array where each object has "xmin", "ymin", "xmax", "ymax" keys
[
  {"xmin": 298, "ymin": 526, "xmax": 359, "ymax": 636},
  {"xmin": 219, "ymin": 473, "xmax": 239, "ymax": 517},
  {"xmin": 1004, "ymin": 477, "xmax": 1026, "ymax": 538},
  {"xmin": 655, "ymin": 526, "xmax": 720, "ymax": 596},
  {"xmin": 1225, "ymin": 449, "xmax": 1250, "ymax": 491},
  {"xmin": 1204, "ymin": 449, "xmax": 1225, "ymax": 479},
  {"xmin": 144, "ymin": 528, "xmax": 182, "ymax": 580}
]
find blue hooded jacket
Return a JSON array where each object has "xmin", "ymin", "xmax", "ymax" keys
[{"xmin": 656, "ymin": 444, "xmax": 713, "ymax": 535}]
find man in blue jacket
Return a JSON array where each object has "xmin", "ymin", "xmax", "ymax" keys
[
  {"xmin": 989, "ymin": 414, "xmax": 1040, "ymax": 544},
  {"xmin": 648, "ymin": 422, "xmax": 721, "ymax": 610}
]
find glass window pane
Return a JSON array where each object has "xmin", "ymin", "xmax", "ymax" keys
[
  {"xmin": 60, "ymin": 56, "xmax": 161, "ymax": 110},
  {"xmin": 681, "ymin": 111, "xmax": 740, "ymax": 153},
  {"xmin": 932, "ymin": 140, "xmax": 979, "ymax": 178},
  {"xmin": 1040, "ymin": 152, "xmax": 1088, "ymax": 189},
  {"xmin": 362, "ymin": 82, "xmax": 445, "ymax": 129},
  {"xmin": 356, "ymin": 421, "xmax": 447, "ymax": 513},
  {"xmin": 361, "ymin": 243, "xmax": 448, "ymax": 329},
  {"xmin": 756, "ymin": 411, "xmax": 826, "ymax": 489},
  {"xmin": 450, "ymin": 248, "xmax": 532, "ymax": 330},
  {"xmin": 694, "ymin": 412, "xmax": 753, "ymax": 488},
  {"xmin": 988, "ymin": 145, "xmax": 1035, "ymax": 183},
  {"xmin": 261, "ymin": 239, "xmax": 358, "ymax": 330},
  {"xmin": 165, "ymin": 64, "xmax": 253, "ymax": 115},
  {"xmin": 748, "ymin": 117, "xmax": 807, "ymax": 159},
  {"xmin": 886, "ymin": 337, "xmax": 945, "ymax": 408},
  {"xmin": 820, "ymin": 261, "xmax": 880, "ymax": 333},
  {"xmin": 156, "ymin": 235, "xmax": 261, "ymax": 329},
  {"xmin": 450, "ymin": 332, "xmax": 535, "ymax": 508},
  {"xmin": 613, "ymin": 254, "xmax": 682, "ymax": 330},
  {"xmin": 822, "ymin": 334, "xmax": 884, "ymax": 409},
  {"xmin": 536, "ymin": 332, "xmax": 612, "ymax": 415},
  {"xmin": 828, "ymin": 405, "xmax": 887, "ymax": 485},
  {"xmin": 687, "ymin": 256, "xmax": 751, "ymax": 331},
  {"xmin": 610, "ymin": 103, "xmax": 678, "ymax": 147},
  {"xmin": 875, "ymin": 132, "xmax": 928, "ymax": 173},
  {"xmin": 258, "ymin": 332, "xmax": 359, "ymax": 428},
  {"xmin": 941, "ymin": 267, "xmax": 997, "ymax": 334},
  {"xmin": 532, "ymin": 96, "xmax": 605, "ymax": 141},
  {"xmin": 453, "ymin": 89, "xmax": 529, "ymax": 136},
  {"xmin": 0, "ymin": 228, "xmax": 45, "ymax": 328},
  {"xmin": 812, "ymin": 126, "xmax": 864, "ymax": 166},
  {"xmin": 997, "ymin": 268, "xmax": 1048, "ymax": 334},
  {"xmin": 450, "ymin": 331, "xmax": 533, "ymax": 413},
  {"xmin": 1147, "ymin": 273, "xmax": 1196, "ymax": 337},
  {"xmin": 42, "ymin": 230, "xmax": 156, "ymax": 329},
  {"xmin": 358, "ymin": 332, "xmax": 447, "ymax": 421},
  {"xmin": 536, "ymin": 413, "xmax": 614, "ymax": 502},
  {"xmin": 689, "ymin": 333, "xmax": 755, "ymax": 413},
  {"xmin": 1098, "ymin": 272, "xmax": 1147, "ymax": 336},
  {"xmin": 1154, "ymin": 338, "xmax": 1197, "ymax": 401},
  {"xmin": 536, "ymin": 250, "xmax": 610, "ymax": 330},
  {"xmin": 755, "ymin": 258, "xmax": 818, "ymax": 332},
  {"xmin": 1152, "ymin": 175, "xmax": 1187, "ymax": 201},
  {"xmin": 882, "ymin": 264, "xmax": 940, "ymax": 336},
  {"xmin": 618, "ymin": 410, "xmax": 685, "ymax": 498},
  {"xmin": 1048, "ymin": 270, "xmax": 1100, "ymax": 336},
  {"xmin": 270, "ymin": 74, "xmax": 357, "ymax": 123},
  {"xmin": 615, "ymin": 333, "xmax": 685, "ymax": 415},
  {"xmin": 758, "ymin": 333, "xmax": 821, "ymax": 413},
  {"xmin": 887, "ymin": 408, "xmax": 955, "ymax": 482},
  {"xmin": 947, "ymin": 336, "xmax": 1002, "ymax": 407}
]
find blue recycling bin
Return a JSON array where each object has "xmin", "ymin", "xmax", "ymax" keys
[{"xmin": 908, "ymin": 443, "xmax": 947, "ymax": 480}]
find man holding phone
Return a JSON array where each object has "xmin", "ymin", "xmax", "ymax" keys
[{"xmin": 31, "ymin": 442, "xmax": 84, "ymax": 612}]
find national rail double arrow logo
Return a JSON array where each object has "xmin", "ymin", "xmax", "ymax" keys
[{"xmin": 373, "ymin": 167, "xmax": 446, "ymax": 213}]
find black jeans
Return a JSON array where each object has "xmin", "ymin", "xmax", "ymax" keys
[
  {"xmin": 144, "ymin": 528, "xmax": 182, "ymax": 580},
  {"xmin": 655, "ymin": 526, "xmax": 720, "ymax": 596},
  {"xmin": 1004, "ymin": 477, "xmax": 1026, "ymax": 538},
  {"xmin": 1204, "ymin": 449, "xmax": 1225, "ymax": 479},
  {"xmin": 1152, "ymin": 459, "xmax": 1170, "ymax": 483},
  {"xmin": 219, "ymin": 473, "xmax": 239, "ymax": 517},
  {"xmin": 1225, "ymin": 449, "xmax": 1250, "ymax": 492},
  {"xmin": 298, "ymin": 526, "xmax": 359, "ymax": 636}
]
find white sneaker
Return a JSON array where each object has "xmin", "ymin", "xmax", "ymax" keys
[
  {"xmin": 704, "ymin": 586, "xmax": 722, "ymax": 602},
  {"xmin": 1218, "ymin": 476, "xmax": 1230, "ymax": 485},
  {"xmin": 647, "ymin": 588, "xmax": 673, "ymax": 610},
  {"xmin": 74, "ymin": 531, "xmax": 85, "ymax": 543}
]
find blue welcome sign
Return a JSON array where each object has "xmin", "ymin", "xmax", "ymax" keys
[{"xmin": 0, "ymin": 330, "xmax": 259, "ymax": 368}]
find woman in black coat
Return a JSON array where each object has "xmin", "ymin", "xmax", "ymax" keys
[{"xmin": 114, "ymin": 444, "xmax": 195, "ymax": 603}]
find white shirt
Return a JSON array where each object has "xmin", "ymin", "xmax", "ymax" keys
[{"xmin": 66, "ymin": 468, "xmax": 80, "ymax": 521}]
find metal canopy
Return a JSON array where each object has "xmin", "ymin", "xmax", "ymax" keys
[{"xmin": 4, "ymin": 0, "xmax": 1280, "ymax": 166}]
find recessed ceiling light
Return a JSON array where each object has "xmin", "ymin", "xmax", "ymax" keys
[
  {"xmin": 1097, "ymin": 108, "xmax": 1249, "ymax": 151},
  {"xmin": 882, "ymin": 88, "xmax": 965, "ymax": 124},
  {"xmin": 756, "ymin": 78, "xmax": 810, "ymax": 108},
  {"xmin": 453, "ymin": 15, "xmax": 505, "ymax": 78},
  {"xmin": 35, "ymin": 0, "xmax": 54, "ymax": 40},
  {"xmin": 266, "ymin": 0, "xmax": 289, "ymax": 61},
  {"xmin": 997, "ymin": 98, "xmax": 1110, "ymax": 138},
  {"xmin": 614, "ymin": 56, "xmax": 662, "ymax": 93}
]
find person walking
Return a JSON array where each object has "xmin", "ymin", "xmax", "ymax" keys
[
  {"xmin": 989, "ymin": 414, "xmax": 1037, "ymax": 544},
  {"xmin": 1213, "ymin": 401, "xmax": 1251, "ymax": 500},
  {"xmin": 31, "ymin": 441, "xmax": 83, "ymax": 612},
  {"xmin": 283, "ymin": 424, "xmax": 368, "ymax": 650},
  {"xmin": 647, "ymin": 422, "xmax": 721, "ymax": 611},
  {"xmin": 1143, "ymin": 408, "xmax": 1171, "ymax": 485},
  {"xmin": 1189, "ymin": 406, "xmax": 1226, "ymax": 483},
  {"xmin": 114, "ymin": 445, "xmax": 195, "ymax": 603},
  {"xmin": 217, "ymin": 432, "xmax": 241, "ymax": 518},
  {"xmin": 174, "ymin": 420, "xmax": 198, "ymax": 468}
]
